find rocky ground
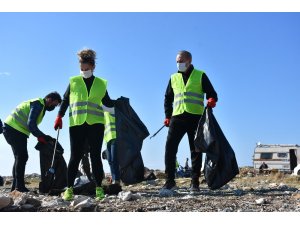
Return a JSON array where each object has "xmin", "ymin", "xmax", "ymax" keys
[{"xmin": 1, "ymin": 167, "xmax": 300, "ymax": 212}]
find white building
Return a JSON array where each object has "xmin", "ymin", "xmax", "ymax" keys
[{"xmin": 253, "ymin": 143, "xmax": 300, "ymax": 172}]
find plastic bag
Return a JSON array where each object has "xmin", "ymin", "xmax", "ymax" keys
[{"xmin": 194, "ymin": 107, "xmax": 239, "ymax": 190}]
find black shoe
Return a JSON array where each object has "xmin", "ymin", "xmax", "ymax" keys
[
  {"xmin": 190, "ymin": 180, "xmax": 200, "ymax": 192},
  {"xmin": 162, "ymin": 180, "xmax": 177, "ymax": 191}
]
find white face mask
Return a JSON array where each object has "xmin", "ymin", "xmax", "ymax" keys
[
  {"xmin": 177, "ymin": 62, "xmax": 187, "ymax": 72},
  {"xmin": 80, "ymin": 70, "xmax": 93, "ymax": 78}
]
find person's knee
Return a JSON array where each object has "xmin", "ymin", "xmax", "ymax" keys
[{"xmin": 16, "ymin": 153, "xmax": 29, "ymax": 162}]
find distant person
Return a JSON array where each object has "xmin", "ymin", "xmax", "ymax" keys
[
  {"xmin": 54, "ymin": 48, "xmax": 115, "ymax": 201},
  {"xmin": 162, "ymin": 50, "xmax": 218, "ymax": 192},
  {"xmin": 259, "ymin": 162, "xmax": 269, "ymax": 173},
  {"xmin": 3, "ymin": 92, "xmax": 62, "ymax": 192},
  {"xmin": 184, "ymin": 158, "xmax": 189, "ymax": 171}
]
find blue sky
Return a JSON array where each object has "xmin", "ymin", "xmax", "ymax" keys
[{"xmin": 0, "ymin": 12, "xmax": 300, "ymax": 176}]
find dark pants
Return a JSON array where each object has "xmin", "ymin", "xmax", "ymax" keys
[
  {"xmin": 107, "ymin": 139, "xmax": 120, "ymax": 181},
  {"xmin": 165, "ymin": 116, "xmax": 202, "ymax": 182},
  {"xmin": 3, "ymin": 124, "xmax": 28, "ymax": 190},
  {"xmin": 68, "ymin": 122, "xmax": 105, "ymax": 187}
]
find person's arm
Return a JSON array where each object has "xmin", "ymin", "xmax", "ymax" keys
[
  {"xmin": 164, "ymin": 79, "xmax": 174, "ymax": 119},
  {"xmin": 102, "ymin": 91, "xmax": 115, "ymax": 108},
  {"xmin": 58, "ymin": 84, "xmax": 70, "ymax": 117},
  {"xmin": 202, "ymin": 73, "xmax": 218, "ymax": 101},
  {"xmin": 27, "ymin": 100, "xmax": 45, "ymax": 137}
]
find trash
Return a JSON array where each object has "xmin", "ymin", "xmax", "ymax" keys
[
  {"xmin": 255, "ymin": 198, "xmax": 266, "ymax": 204},
  {"xmin": 35, "ymin": 135, "xmax": 67, "ymax": 194},
  {"xmin": 114, "ymin": 97, "xmax": 149, "ymax": 184},
  {"xmin": 0, "ymin": 196, "xmax": 14, "ymax": 210},
  {"xmin": 194, "ymin": 107, "xmax": 239, "ymax": 190}
]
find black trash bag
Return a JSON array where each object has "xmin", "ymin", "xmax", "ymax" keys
[
  {"xmin": 0, "ymin": 119, "xmax": 3, "ymax": 134},
  {"xmin": 0, "ymin": 175, "xmax": 3, "ymax": 186},
  {"xmin": 115, "ymin": 97, "xmax": 149, "ymax": 184},
  {"xmin": 35, "ymin": 140, "xmax": 67, "ymax": 194},
  {"xmin": 194, "ymin": 107, "xmax": 239, "ymax": 190}
]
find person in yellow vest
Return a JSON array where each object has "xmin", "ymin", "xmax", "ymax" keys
[
  {"xmin": 103, "ymin": 106, "xmax": 120, "ymax": 185},
  {"xmin": 162, "ymin": 50, "xmax": 218, "ymax": 193},
  {"xmin": 54, "ymin": 49, "xmax": 115, "ymax": 201},
  {"xmin": 3, "ymin": 92, "xmax": 62, "ymax": 192}
]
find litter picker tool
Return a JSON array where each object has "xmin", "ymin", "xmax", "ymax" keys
[
  {"xmin": 149, "ymin": 125, "xmax": 165, "ymax": 139},
  {"xmin": 44, "ymin": 128, "xmax": 60, "ymax": 193}
]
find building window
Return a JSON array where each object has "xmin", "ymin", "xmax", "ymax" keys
[
  {"xmin": 260, "ymin": 153, "xmax": 273, "ymax": 159},
  {"xmin": 277, "ymin": 153, "xmax": 287, "ymax": 158}
]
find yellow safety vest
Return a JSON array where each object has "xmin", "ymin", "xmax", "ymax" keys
[
  {"xmin": 104, "ymin": 111, "xmax": 116, "ymax": 143},
  {"xmin": 171, "ymin": 69, "xmax": 205, "ymax": 116},
  {"xmin": 5, "ymin": 98, "xmax": 45, "ymax": 136},
  {"xmin": 69, "ymin": 75, "xmax": 107, "ymax": 126}
]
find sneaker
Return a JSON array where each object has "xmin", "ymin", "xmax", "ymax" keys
[
  {"xmin": 62, "ymin": 187, "xmax": 74, "ymax": 201},
  {"xmin": 162, "ymin": 180, "xmax": 177, "ymax": 191},
  {"xmin": 95, "ymin": 186, "xmax": 105, "ymax": 200}
]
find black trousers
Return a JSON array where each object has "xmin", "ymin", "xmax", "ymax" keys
[
  {"xmin": 3, "ymin": 124, "xmax": 28, "ymax": 190},
  {"xmin": 68, "ymin": 122, "xmax": 104, "ymax": 187},
  {"xmin": 165, "ymin": 115, "xmax": 202, "ymax": 181}
]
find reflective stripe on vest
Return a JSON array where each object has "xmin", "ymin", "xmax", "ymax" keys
[
  {"xmin": 104, "ymin": 111, "xmax": 116, "ymax": 143},
  {"xmin": 171, "ymin": 69, "xmax": 205, "ymax": 116},
  {"xmin": 4, "ymin": 98, "xmax": 45, "ymax": 136},
  {"xmin": 69, "ymin": 75, "xmax": 107, "ymax": 127}
]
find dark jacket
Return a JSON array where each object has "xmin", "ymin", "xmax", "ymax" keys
[{"xmin": 164, "ymin": 65, "xmax": 218, "ymax": 119}]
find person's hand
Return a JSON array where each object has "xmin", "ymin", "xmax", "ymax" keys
[
  {"xmin": 54, "ymin": 115, "xmax": 62, "ymax": 130},
  {"xmin": 37, "ymin": 135, "xmax": 53, "ymax": 144},
  {"xmin": 207, "ymin": 98, "xmax": 216, "ymax": 108},
  {"xmin": 164, "ymin": 118, "xmax": 170, "ymax": 127}
]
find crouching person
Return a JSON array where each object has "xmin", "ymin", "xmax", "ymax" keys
[{"xmin": 3, "ymin": 92, "xmax": 62, "ymax": 192}]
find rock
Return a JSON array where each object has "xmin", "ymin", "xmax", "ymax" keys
[
  {"xmin": 155, "ymin": 171, "xmax": 166, "ymax": 179},
  {"xmin": 73, "ymin": 198, "xmax": 94, "ymax": 210},
  {"xmin": 118, "ymin": 191, "xmax": 132, "ymax": 201},
  {"xmin": 131, "ymin": 193, "xmax": 142, "ymax": 200},
  {"xmin": 9, "ymin": 190, "xmax": 28, "ymax": 205},
  {"xmin": 278, "ymin": 183, "xmax": 288, "ymax": 190},
  {"xmin": 255, "ymin": 198, "xmax": 266, "ymax": 204},
  {"xmin": 4, "ymin": 180, "xmax": 12, "ymax": 185},
  {"xmin": 21, "ymin": 204, "xmax": 34, "ymax": 210},
  {"xmin": 70, "ymin": 195, "xmax": 91, "ymax": 207},
  {"xmin": 269, "ymin": 183, "xmax": 277, "ymax": 188},
  {"xmin": 292, "ymin": 193, "xmax": 300, "ymax": 200},
  {"xmin": 26, "ymin": 198, "xmax": 41, "ymax": 207},
  {"xmin": 0, "ymin": 196, "xmax": 14, "ymax": 209},
  {"xmin": 158, "ymin": 189, "xmax": 175, "ymax": 197}
]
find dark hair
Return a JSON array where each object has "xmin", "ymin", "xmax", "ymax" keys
[
  {"xmin": 45, "ymin": 91, "xmax": 62, "ymax": 104},
  {"xmin": 77, "ymin": 49, "xmax": 96, "ymax": 66},
  {"xmin": 178, "ymin": 50, "xmax": 192, "ymax": 60}
]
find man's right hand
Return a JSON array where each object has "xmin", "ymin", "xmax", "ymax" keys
[
  {"xmin": 164, "ymin": 118, "xmax": 170, "ymax": 127},
  {"xmin": 54, "ymin": 115, "xmax": 62, "ymax": 130}
]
